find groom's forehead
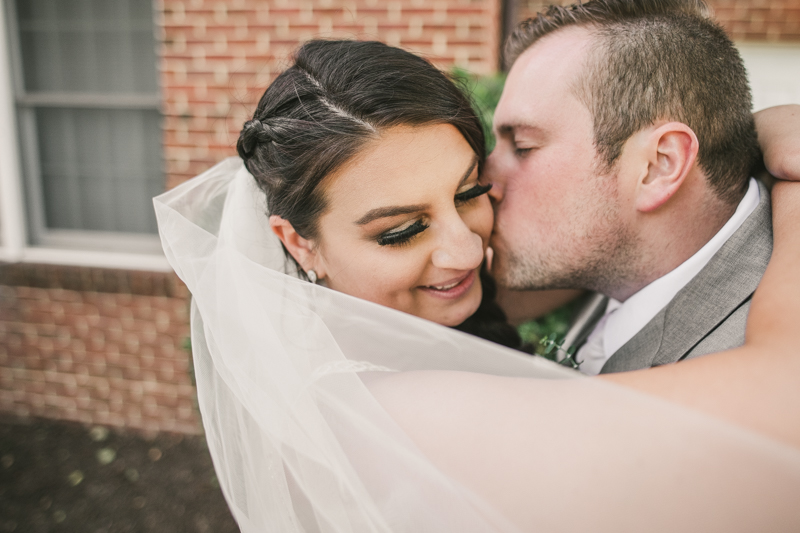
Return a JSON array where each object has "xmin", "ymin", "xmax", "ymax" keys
[
  {"xmin": 510, "ymin": 26, "xmax": 594, "ymax": 77},
  {"xmin": 498, "ymin": 30, "xmax": 594, "ymax": 115}
]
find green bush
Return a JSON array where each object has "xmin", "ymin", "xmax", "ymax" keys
[
  {"xmin": 451, "ymin": 68, "xmax": 506, "ymax": 152},
  {"xmin": 518, "ymin": 304, "xmax": 576, "ymax": 357}
]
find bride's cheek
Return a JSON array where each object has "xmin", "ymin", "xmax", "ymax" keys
[{"xmin": 368, "ymin": 254, "xmax": 424, "ymax": 299}]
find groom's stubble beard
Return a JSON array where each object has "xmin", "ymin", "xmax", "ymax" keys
[{"xmin": 493, "ymin": 171, "xmax": 641, "ymax": 296}]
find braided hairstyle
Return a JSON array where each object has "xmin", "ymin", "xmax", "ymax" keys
[{"xmin": 237, "ymin": 40, "xmax": 522, "ymax": 350}]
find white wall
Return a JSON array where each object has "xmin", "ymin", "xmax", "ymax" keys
[{"xmin": 737, "ymin": 42, "xmax": 800, "ymax": 111}]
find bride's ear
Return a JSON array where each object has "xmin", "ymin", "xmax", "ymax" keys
[{"xmin": 269, "ymin": 215, "xmax": 324, "ymax": 277}]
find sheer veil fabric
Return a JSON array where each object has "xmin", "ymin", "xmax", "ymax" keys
[{"xmin": 155, "ymin": 158, "xmax": 800, "ymax": 532}]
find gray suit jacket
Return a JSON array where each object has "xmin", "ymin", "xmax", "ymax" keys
[{"xmin": 564, "ymin": 181, "xmax": 772, "ymax": 374}]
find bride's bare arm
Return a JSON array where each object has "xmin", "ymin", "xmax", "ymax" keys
[
  {"xmin": 755, "ymin": 104, "xmax": 800, "ymax": 181},
  {"xmin": 368, "ymin": 356, "xmax": 800, "ymax": 531},
  {"xmin": 602, "ymin": 180, "xmax": 800, "ymax": 447}
]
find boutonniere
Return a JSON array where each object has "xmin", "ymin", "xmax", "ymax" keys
[{"xmin": 539, "ymin": 333, "xmax": 581, "ymax": 370}]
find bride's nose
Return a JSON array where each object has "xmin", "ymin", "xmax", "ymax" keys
[{"xmin": 430, "ymin": 218, "xmax": 484, "ymax": 271}]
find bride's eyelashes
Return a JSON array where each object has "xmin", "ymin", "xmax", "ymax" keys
[
  {"xmin": 377, "ymin": 219, "xmax": 430, "ymax": 246},
  {"xmin": 454, "ymin": 183, "xmax": 492, "ymax": 206},
  {"xmin": 375, "ymin": 183, "xmax": 490, "ymax": 247}
]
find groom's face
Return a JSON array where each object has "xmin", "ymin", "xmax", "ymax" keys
[{"xmin": 486, "ymin": 27, "xmax": 633, "ymax": 291}]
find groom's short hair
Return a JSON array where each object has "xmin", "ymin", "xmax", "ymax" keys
[{"xmin": 505, "ymin": 0, "xmax": 759, "ymax": 205}]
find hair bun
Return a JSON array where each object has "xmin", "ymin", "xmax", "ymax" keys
[{"xmin": 237, "ymin": 118, "xmax": 274, "ymax": 160}]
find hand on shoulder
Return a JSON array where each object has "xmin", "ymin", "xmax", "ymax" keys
[{"xmin": 755, "ymin": 104, "xmax": 800, "ymax": 182}]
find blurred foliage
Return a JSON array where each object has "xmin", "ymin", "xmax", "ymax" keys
[
  {"xmin": 451, "ymin": 68, "xmax": 507, "ymax": 152},
  {"xmin": 182, "ymin": 337, "xmax": 196, "ymax": 387},
  {"xmin": 518, "ymin": 303, "xmax": 574, "ymax": 357}
]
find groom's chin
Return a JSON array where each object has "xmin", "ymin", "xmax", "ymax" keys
[
  {"xmin": 490, "ymin": 254, "xmax": 525, "ymax": 290},
  {"xmin": 489, "ymin": 238, "xmax": 544, "ymax": 290},
  {"xmin": 492, "ymin": 251, "xmax": 555, "ymax": 292}
]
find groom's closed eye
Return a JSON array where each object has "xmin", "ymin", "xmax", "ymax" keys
[{"xmin": 496, "ymin": 123, "xmax": 545, "ymax": 155}]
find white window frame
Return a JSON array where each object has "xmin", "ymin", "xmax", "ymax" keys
[{"xmin": 0, "ymin": 1, "xmax": 169, "ymax": 272}]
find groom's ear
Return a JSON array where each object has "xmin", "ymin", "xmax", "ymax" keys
[
  {"xmin": 269, "ymin": 215, "xmax": 323, "ymax": 275},
  {"xmin": 633, "ymin": 122, "xmax": 699, "ymax": 213}
]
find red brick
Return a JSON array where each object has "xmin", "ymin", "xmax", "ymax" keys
[{"xmin": 515, "ymin": 0, "xmax": 800, "ymax": 43}]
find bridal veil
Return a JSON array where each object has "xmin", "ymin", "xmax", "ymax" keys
[{"xmin": 155, "ymin": 158, "xmax": 800, "ymax": 532}]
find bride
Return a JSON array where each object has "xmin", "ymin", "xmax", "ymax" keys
[{"xmin": 155, "ymin": 40, "xmax": 800, "ymax": 532}]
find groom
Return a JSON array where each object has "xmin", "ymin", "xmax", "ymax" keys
[{"xmin": 486, "ymin": 0, "xmax": 771, "ymax": 375}]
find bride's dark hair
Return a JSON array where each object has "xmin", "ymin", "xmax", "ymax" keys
[{"xmin": 237, "ymin": 39, "xmax": 522, "ymax": 350}]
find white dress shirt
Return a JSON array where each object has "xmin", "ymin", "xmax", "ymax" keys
[{"xmin": 577, "ymin": 178, "xmax": 761, "ymax": 376}]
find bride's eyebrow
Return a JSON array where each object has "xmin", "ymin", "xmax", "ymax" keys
[
  {"xmin": 355, "ymin": 204, "xmax": 428, "ymax": 226},
  {"xmin": 458, "ymin": 156, "xmax": 479, "ymax": 187},
  {"xmin": 355, "ymin": 156, "xmax": 479, "ymax": 226}
]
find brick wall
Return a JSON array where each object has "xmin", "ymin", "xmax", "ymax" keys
[
  {"xmin": 712, "ymin": 0, "xmax": 800, "ymax": 41},
  {"xmin": 514, "ymin": 0, "xmax": 800, "ymax": 42},
  {"xmin": 160, "ymin": 0, "xmax": 799, "ymax": 189},
  {"xmin": 0, "ymin": 265, "xmax": 197, "ymax": 435},
  {"xmin": 159, "ymin": 0, "xmax": 503, "ymax": 188}
]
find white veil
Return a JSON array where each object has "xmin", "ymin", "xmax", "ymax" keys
[{"xmin": 155, "ymin": 158, "xmax": 800, "ymax": 533}]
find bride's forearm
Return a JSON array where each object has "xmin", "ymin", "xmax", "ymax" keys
[
  {"xmin": 746, "ymin": 181, "xmax": 800, "ymax": 350},
  {"xmin": 602, "ymin": 181, "xmax": 800, "ymax": 447},
  {"xmin": 755, "ymin": 104, "xmax": 800, "ymax": 181}
]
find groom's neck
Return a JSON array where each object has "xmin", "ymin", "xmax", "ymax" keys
[{"xmin": 603, "ymin": 187, "xmax": 741, "ymax": 303}]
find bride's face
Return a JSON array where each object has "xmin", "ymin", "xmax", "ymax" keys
[{"xmin": 312, "ymin": 124, "xmax": 493, "ymax": 326}]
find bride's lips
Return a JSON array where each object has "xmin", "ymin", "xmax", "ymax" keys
[{"xmin": 418, "ymin": 269, "xmax": 477, "ymax": 300}]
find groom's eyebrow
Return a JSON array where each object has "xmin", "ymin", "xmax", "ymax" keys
[
  {"xmin": 355, "ymin": 156, "xmax": 478, "ymax": 226},
  {"xmin": 497, "ymin": 123, "xmax": 542, "ymax": 137}
]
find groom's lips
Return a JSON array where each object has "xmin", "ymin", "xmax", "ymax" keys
[{"xmin": 418, "ymin": 269, "xmax": 476, "ymax": 300}]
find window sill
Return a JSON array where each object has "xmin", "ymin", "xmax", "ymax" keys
[{"xmin": 0, "ymin": 246, "xmax": 171, "ymax": 272}]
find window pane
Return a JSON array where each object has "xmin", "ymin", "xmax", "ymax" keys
[
  {"xmin": 36, "ymin": 108, "xmax": 162, "ymax": 234},
  {"xmin": 16, "ymin": 0, "xmax": 158, "ymax": 93},
  {"xmin": 13, "ymin": 0, "xmax": 164, "ymax": 241}
]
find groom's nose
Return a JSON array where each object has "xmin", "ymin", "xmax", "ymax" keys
[{"xmin": 483, "ymin": 154, "xmax": 506, "ymax": 205}]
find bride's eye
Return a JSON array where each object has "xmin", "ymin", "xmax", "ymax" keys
[
  {"xmin": 454, "ymin": 183, "xmax": 492, "ymax": 206},
  {"xmin": 377, "ymin": 219, "xmax": 430, "ymax": 246}
]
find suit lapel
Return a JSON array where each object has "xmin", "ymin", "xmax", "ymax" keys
[
  {"xmin": 601, "ymin": 310, "xmax": 665, "ymax": 372},
  {"xmin": 601, "ymin": 181, "xmax": 772, "ymax": 373}
]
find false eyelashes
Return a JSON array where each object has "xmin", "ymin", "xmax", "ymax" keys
[
  {"xmin": 377, "ymin": 182, "xmax": 492, "ymax": 247},
  {"xmin": 377, "ymin": 219, "xmax": 430, "ymax": 246},
  {"xmin": 454, "ymin": 183, "xmax": 492, "ymax": 206}
]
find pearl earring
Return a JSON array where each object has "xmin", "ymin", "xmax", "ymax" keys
[{"xmin": 307, "ymin": 269, "xmax": 318, "ymax": 284}]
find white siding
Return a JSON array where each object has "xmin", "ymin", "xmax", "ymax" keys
[{"xmin": 737, "ymin": 42, "xmax": 800, "ymax": 111}]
